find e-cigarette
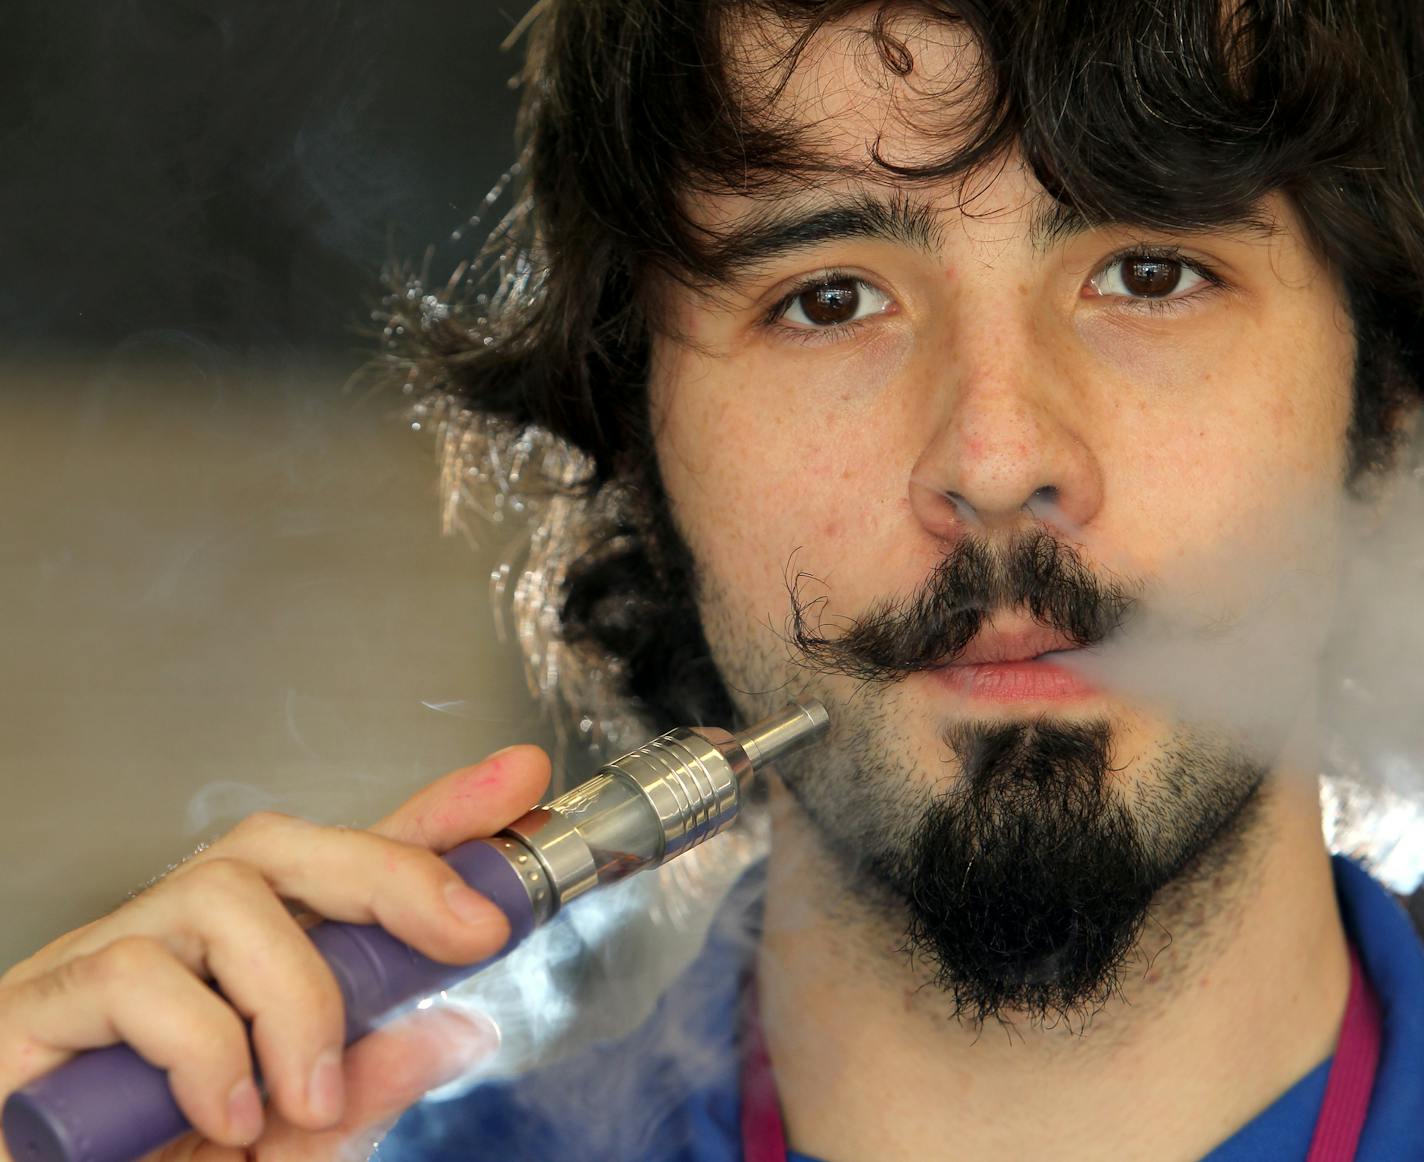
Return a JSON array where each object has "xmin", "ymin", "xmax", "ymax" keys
[{"xmin": 3, "ymin": 702, "xmax": 829, "ymax": 1162}]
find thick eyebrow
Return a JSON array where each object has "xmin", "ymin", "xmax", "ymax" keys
[
  {"xmin": 695, "ymin": 189, "xmax": 1283, "ymax": 285},
  {"xmin": 699, "ymin": 192, "xmax": 945, "ymax": 284},
  {"xmin": 1028, "ymin": 198, "xmax": 1283, "ymax": 252}
]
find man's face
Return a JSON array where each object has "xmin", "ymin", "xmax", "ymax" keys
[{"xmin": 646, "ymin": 16, "xmax": 1356, "ymax": 1023}]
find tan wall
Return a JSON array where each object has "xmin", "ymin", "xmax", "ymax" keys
[{"xmin": 0, "ymin": 359, "xmax": 550, "ymax": 969}]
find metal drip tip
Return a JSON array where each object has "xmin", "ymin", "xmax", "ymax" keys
[{"xmin": 734, "ymin": 701, "xmax": 831, "ymax": 769}]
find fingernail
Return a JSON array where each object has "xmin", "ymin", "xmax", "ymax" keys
[
  {"xmin": 447, "ymin": 1011, "xmax": 502, "ymax": 1067},
  {"xmin": 445, "ymin": 880, "xmax": 498, "ymax": 927},
  {"xmin": 424, "ymin": 1010, "xmax": 503, "ymax": 1084},
  {"xmin": 308, "ymin": 1048, "xmax": 345, "ymax": 1125},
  {"xmin": 226, "ymin": 1076, "xmax": 263, "ymax": 1143}
]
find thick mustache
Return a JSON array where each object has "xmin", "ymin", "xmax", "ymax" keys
[{"xmin": 788, "ymin": 533, "xmax": 1135, "ymax": 682}]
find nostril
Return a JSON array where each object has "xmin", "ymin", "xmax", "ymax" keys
[
  {"xmin": 1025, "ymin": 486, "xmax": 1061, "ymax": 519},
  {"xmin": 944, "ymin": 490, "xmax": 982, "ymax": 527},
  {"xmin": 910, "ymin": 479, "xmax": 1070, "ymax": 533},
  {"xmin": 1025, "ymin": 486, "xmax": 1081, "ymax": 536}
]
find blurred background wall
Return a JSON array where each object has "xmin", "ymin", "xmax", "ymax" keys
[{"xmin": 0, "ymin": 2, "xmax": 545, "ymax": 967}]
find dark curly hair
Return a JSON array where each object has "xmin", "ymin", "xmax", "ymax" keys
[{"xmin": 390, "ymin": 0, "xmax": 1424, "ymax": 731}]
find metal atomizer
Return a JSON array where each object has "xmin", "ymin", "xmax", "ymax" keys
[
  {"xmin": 500, "ymin": 701, "xmax": 829, "ymax": 923},
  {"xmin": 4, "ymin": 702, "xmax": 830, "ymax": 1162}
]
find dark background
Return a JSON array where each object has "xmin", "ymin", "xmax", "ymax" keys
[
  {"xmin": 0, "ymin": 3, "xmax": 543, "ymax": 965},
  {"xmin": 0, "ymin": 0, "xmax": 526, "ymax": 361}
]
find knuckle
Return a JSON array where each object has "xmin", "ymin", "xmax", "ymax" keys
[
  {"xmin": 84, "ymin": 935, "xmax": 170, "ymax": 989},
  {"xmin": 228, "ymin": 809, "xmax": 296, "ymax": 842},
  {"xmin": 187, "ymin": 856, "xmax": 265, "ymax": 899}
]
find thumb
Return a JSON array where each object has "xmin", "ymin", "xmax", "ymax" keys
[{"xmin": 257, "ymin": 1008, "xmax": 500, "ymax": 1161}]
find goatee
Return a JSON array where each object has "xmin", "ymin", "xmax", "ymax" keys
[
  {"xmin": 776, "ymin": 530, "xmax": 1266, "ymax": 1028},
  {"xmin": 878, "ymin": 720, "xmax": 1154, "ymax": 1026}
]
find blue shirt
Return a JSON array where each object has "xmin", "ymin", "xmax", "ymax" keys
[{"xmin": 380, "ymin": 855, "xmax": 1424, "ymax": 1161}]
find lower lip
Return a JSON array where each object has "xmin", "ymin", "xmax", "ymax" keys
[{"xmin": 931, "ymin": 657, "xmax": 1099, "ymax": 703}]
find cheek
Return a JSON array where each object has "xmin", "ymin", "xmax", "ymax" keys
[
  {"xmin": 651, "ymin": 334, "xmax": 915, "ymax": 626},
  {"xmin": 1079, "ymin": 312, "xmax": 1353, "ymax": 576}
]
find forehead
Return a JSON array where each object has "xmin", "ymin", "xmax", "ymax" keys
[
  {"xmin": 684, "ymin": 5, "xmax": 1292, "ymax": 280},
  {"xmin": 665, "ymin": 0, "xmax": 1334, "ymax": 290},
  {"xmin": 689, "ymin": 10, "xmax": 1039, "ymax": 266},
  {"xmin": 724, "ymin": 8, "xmax": 987, "ymax": 181}
]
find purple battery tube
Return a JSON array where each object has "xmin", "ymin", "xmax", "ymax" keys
[
  {"xmin": 3, "ymin": 840, "xmax": 534, "ymax": 1162},
  {"xmin": 2, "ymin": 701, "xmax": 829, "ymax": 1162}
]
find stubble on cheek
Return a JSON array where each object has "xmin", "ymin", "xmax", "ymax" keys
[
  {"xmin": 647, "ymin": 351, "xmax": 785, "ymax": 711},
  {"xmin": 649, "ymin": 344, "xmax": 847, "ymax": 706}
]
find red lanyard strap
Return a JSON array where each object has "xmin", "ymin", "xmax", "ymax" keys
[
  {"xmin": 1305, "ymin": 944, "xmax": 1383, "ymax": 1162},
  {"xmin": 740, "ymin": 984, "xmax": 788, "ymax": 1162}
]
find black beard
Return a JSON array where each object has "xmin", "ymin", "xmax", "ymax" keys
[
  {"xmin": 779, "ymin": 715, "xmax": 1266, "ymax": 1029},
  {"xmin": 771, "ymin": 529, "xmax": 1267, "ymax": 1028},
  {"xmin": 882, "ymin": 721, "xmax": 1144, "ymax": 1024},
  {"xmin": 889, "ymin": 720, "xmax": 1265, "ymax": 1025}
]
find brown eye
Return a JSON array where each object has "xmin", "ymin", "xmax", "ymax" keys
[
  {"xmin": 1120, "ymin": 258, "xmax": 1182, "ymax": 297},
  {"xmin": 778, "ymin": 276, "xmax": 892, "ymax": 332},
  {"xmin": 796, "ymin": 278, "xmax": 862, "ymax": 325},
  {"xmin": 1092, "ymin": 254, "xmax": 1208, "ymax": 302}
]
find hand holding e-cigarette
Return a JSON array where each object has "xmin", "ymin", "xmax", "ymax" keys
[
  {"xmin": 0, "ymin": 705, "xmax": 828, "ymax": 1162},
  {"xmin": 0, "ymin": 744, "xmax": 553, "ymax": 1160}
]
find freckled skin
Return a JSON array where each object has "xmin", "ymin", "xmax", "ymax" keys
[
  {"xmin": 655, "ymin": 183, "xmax": 1352, "ymax": 787},
  {"xmin": 647, "ymin": 14, "xmax": 1358, "ymax": 1162}
]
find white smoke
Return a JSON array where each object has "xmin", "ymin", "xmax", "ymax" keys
[{"xmin": 1054, "ymin": 442, "xmax": 1424, "ymax": 891}]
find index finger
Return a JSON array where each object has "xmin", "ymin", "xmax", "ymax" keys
[{"xmin": 370, "ymin": 745, "xmax": 551, "ymax": 851}]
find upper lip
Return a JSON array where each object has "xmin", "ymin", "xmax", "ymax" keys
[{"xmin": 945, "ymin": 623, "xmax": 1085, "ymax": 666}]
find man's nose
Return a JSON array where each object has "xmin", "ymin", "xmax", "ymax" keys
[{"xmin": 908, "ymin": 342, "xmax": 1104, "ymax": 540}]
